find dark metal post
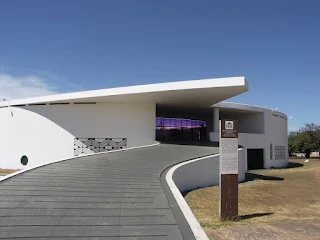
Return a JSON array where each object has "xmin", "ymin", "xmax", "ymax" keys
[{"xmin": 219, "ymin": 120, "xmax": 239, "ymax": 221}]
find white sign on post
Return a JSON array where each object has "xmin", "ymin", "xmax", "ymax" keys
[
  {"xmin": 219, "ymin": 119, "xmax": 239, "ymax": 175},
  {"xmin": 220, "ymin": 138, "xmax": 238, "ymax": 174}
]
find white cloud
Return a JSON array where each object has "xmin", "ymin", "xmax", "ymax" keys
[{"xmin": 0, "ymin": 73, "xmax": 58, "ymax": 101}]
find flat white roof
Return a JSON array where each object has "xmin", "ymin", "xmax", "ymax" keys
[
  {"xmin": 214, "ymin": 102, "xmax": 287, "ymax": 118},
  {"xmin": 0, "ymin": 76, "xmax": 248, "ymax": 108}
]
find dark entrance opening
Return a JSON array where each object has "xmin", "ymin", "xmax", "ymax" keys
[
  {"xmin": 156, "ymin": 117, "xmax": 207, "ymax": 141},
  {"xmin": 247, "ymin": 149, "xmax": 264, "ymax": 170}
]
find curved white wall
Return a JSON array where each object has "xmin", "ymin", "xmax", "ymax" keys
[
  {"xmin": 0, "ymin": 100, "xmax": 288, "ymax": 171},
  {"xmin": 173, "ymin": 149, "xmax": 245, "ymax": 193},
  {"xmin": 264, "ymin": 110, "xmax": 288, "ymax": 168},
  {"xmin": 0, "ymin": 103, "xmax": 156, "ymax": 169}
]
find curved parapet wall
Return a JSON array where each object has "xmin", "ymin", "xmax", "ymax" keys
[
  {"xmin": 172, "ymin": 149, "xmax": 245, "ymax": 193},
  {"xmin": 165, "ymin": 149, "xmax": 245, "ymax": 240}
]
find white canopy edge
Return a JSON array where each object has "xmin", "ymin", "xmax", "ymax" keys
[{"xmin": 1, "ymin": 76, "xmax": 248, "ymax": 107}]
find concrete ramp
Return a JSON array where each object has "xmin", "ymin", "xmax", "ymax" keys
[{"xmin": 0, "ymin": 144, "xmax": 218, "ymax": 239}]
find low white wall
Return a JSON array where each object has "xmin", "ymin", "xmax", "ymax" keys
[
  {"xmin": 172, "ymin": 149, "xmax": 245, "ymax": 193},
  {"xmin": 0, "ymin": 103, "xmax": 156, "ymax": 169}
]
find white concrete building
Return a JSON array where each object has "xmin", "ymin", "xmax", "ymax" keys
[
  {"xmin": 0, "ymin": 76, "xmax": 288, "ymax": 170},
  {"xmin": 210, "ymin": 102, "xmax": 288, "ymax": 169}
]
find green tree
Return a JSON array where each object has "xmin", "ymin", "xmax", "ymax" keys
[
  {"xmin": 300, "ymin": 123, "xmax": 320, "ymax": 159},
  {"xmin": 292, "ymin": 132, "xmax": 316, "ymax": 158},
  {"xmin": 288, "ymin": 135, "xmax": 296, "ymax": 157}
]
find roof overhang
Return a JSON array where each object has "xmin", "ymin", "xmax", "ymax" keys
[
  {"xmin": 214, "ymin": 102, "xmax": 287, "ymax": 118},
  {"xmin": 0, "ymin": 77, "xmax": 248, "ymax": 108}
]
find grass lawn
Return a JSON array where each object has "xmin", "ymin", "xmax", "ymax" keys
[
  {"xmin": 0, "ymin": 169, "xmax": 20, "ymax": 174},
  {"xmin": 184, "ymin": 158, "xmax": 320, "ymax": 229}
]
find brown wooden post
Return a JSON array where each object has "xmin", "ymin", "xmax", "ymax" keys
[{"xmin": 219, "ymin": 120, "xmax": 239, "ymax": 221}]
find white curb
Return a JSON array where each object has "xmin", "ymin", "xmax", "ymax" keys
[{"xmin": 166, "ymin": 154, "xmax": 219, "ymax": 240}]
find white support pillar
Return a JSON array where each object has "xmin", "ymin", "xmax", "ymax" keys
[{"xmin": 213, "ymin": 107, "xmax": 219, "ymax": 132}]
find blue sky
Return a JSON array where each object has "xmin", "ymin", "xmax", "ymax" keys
[{"xmin": 0, "ymin": 0, "xmax": 319, "ymax": 130}]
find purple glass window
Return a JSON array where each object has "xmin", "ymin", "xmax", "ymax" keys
[{"xmin": 156, "ymin": 117, "xmax": 206, "ymax": 129}]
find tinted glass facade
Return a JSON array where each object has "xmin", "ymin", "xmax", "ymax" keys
[{"xmin": 156, "ymin": 117, "xmax": 207, "ymax": 141}]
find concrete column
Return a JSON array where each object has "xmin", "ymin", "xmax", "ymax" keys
[{"xmin": 213, "ymin": 107, "xmax": 219, "ymax": 132}]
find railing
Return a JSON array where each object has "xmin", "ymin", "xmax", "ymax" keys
[{"xmin": 74, "ymin": 138, "xmax": 127, "ymax": 156}]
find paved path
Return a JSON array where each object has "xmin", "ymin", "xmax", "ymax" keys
[
  {"xmin": 0, "ymin": 144, "xmax": 218, "ymax": 240},
  {"xmin": 205, "ymin": 220, "xmax": 320, "ymax": 240}
]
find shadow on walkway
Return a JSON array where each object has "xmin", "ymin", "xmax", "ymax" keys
[
  {"xmin": 239, "ymin": 212, "xmax": 273, "ymax": 220},
  {"xmin": 181, "ymin": 190, "xmax": 193, "ymax": 197},
  {"xmin": 287, "ymin": 162, "xmax": 304, "ymax": 168},
  {"xmin": 159, "ymin": 140, "xmax": 219, "ymax": 147},
  {"xmin": 245, "ymin": 173, "xmax": 284, "ymax": 181}
]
